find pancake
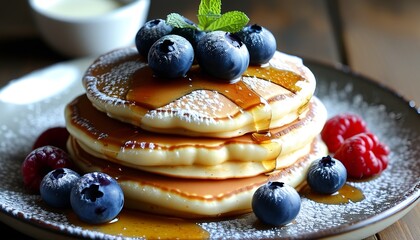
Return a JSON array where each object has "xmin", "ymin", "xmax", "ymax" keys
[
  {"xmin": 65, "ymin": 42, "xmax": 328, "ymax": 218},
  {"xmin": 68, "ymin": 135, "xmax": 327, "ymax": 218},
  {"xmin": 83, "ymin": 47, "xmax": 316, "ymax": 138},
  {"xmin": 65, "ymin": 94, "xmax": 327, "ymax": 178}
]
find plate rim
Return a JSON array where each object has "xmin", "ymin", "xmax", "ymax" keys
[{"xmin": 304, "ymin": 58, "xmax": 419, "ymax": 113}]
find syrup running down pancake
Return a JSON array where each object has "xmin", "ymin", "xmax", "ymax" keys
[
  {"xmin": 68, "ymin": 136, "xmax": 327, "ymax": 218},
  {"xmin": 83, "ymin": 47, "xmax": 316, "ymax": 138},
  {"xmin": 65, "ymin": 94, "xmax": 327, "ymax": 179}
]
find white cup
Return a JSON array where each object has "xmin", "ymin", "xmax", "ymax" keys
[{"xmin": 28, "ymin": 0, "xmax": 150, "ymax": 58}]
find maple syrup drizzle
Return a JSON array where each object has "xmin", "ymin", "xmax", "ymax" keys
[
  {"xmin": 64, "ymin": 184, "xmax": 364, "ymax": 239},
  {"xmin": 300, "ymin": 184, "xmax": 365, "ymax": 204},
  {"xmin": 126, "ymin": 64, "xmax": 303, "ymax": 136},
  {"xmin": 243, "ymin": 65, "xmax": 303, "ymax": 93},
  {"xmin": 71, "ymin": 95, "xmax": 311, "ymax": 156},
  {"xmin": 67, "ymin": 209, "xmax": 210, "ymax": 239},
  {"xmin": 127, "ymin": 64, "xmax": 302, "ymax": 109},
  {"xmin": 253, "ymin": 98, "xmax": 311, "ymax": 142}
]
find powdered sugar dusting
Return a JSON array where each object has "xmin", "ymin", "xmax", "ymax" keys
[
  {"xmin": 271, "ymin": 51, "xmax": 305, "ymax": 76},
  {"xmin": 0, "ymin": 60, "xmax": 419, "ymax": 239},
  {"xmin": 145, "ymin": 90, "xmax": 232, "ymax": 124},
  {"xmin": 85, "ymin": 48, "xmax": 145, "ymax": 106}
]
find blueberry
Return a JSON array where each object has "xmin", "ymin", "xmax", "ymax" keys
[
  {"xmin": 196, "ymin": 31, "xmax": 249, "ymax": 81},
  {"xmin": 307, "ymin": 155, "xmax": 347, "ymax": 194},
  {"xmin": 236, "ymin": 24, "xmax": 276, "ymax": 65},
  {"xmin": 135, "ymin": 19, "xmax": 173, "ymax": 57},
  {"xmin": 40, "ymin": 168, "xmax": 80, "ymax": 208},
  {"xmin": 170, "ymin": 17, "xmax": 206, "ymax": 50},
  {"xmin": 70, "ymin": 172, "xmax": 124, "ymax": 224},
  {"xmin": 148, "ymin": 35, "xmax": 194, "ymax": 78},
  {"xmin": 252, "ymin": 181, "xmax": 301, "ymax": 226},
  {"xmin": 172, "ymin": 28, "xmax": 206, "ymax": 50}
]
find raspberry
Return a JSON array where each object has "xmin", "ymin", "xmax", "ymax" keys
[
  {"xmin": 334, "ymin": 132, "xmax": 390, "ymax": 179},
  {"xmin": 321, "ymin": 113, "xmax": 368, "ymax": 153},
  {"xmin": 21, "ymin": 145, "xmax": 73, "ymax": 193},
  {"xmin": 32, "ymin": 127, "xmax": 70, "ymax": 152}
]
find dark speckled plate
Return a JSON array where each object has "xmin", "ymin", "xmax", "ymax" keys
[{"xmin": 0, "ymin": 57, "xmax": 419, "ymax": 240}]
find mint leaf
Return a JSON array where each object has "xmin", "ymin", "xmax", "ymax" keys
[
  {"xmin": 166, "ymin": 13, "xmax": 197, "ymax": 29},
  {"xmin": 198, "ymin": 14, "xmax": 220, "ymax": 30},
  {"xmin": 206, "ymin": 11, "xmax": 249, "ymax": 32},
  {"xmin": 198, "ymin": 0, "xmax": 222, "ymax": 30},
  {"xmin": 198, "ymin": 0, "xmax": 221, "ymax": 15},
  {"xmin": 170, "ymin": 0, "xmax": 250, "ymax": 32}
]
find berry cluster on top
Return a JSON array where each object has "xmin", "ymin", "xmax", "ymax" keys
[{"xmin": 135, "ymin": 0, "xmax": 276, "ymax": 81}]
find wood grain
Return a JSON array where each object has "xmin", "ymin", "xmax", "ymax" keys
[
  {"xmin": 375, "ymin": 203, "xmax": 419, "ymax": 240},
  {"xmin": 147, "ymin": 0, "xmax": 340, "ymax": 64},
  {"xmin": 338, "ymin": 0, "xmax": 420, "ymax": 106}
]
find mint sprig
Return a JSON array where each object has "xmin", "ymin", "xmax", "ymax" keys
[
  {"xmin": 166, "ymin": 13, "xmax": 197, "ymax": 29},
  {"xmin": 166, "ymin": 0, "xmax": 249, "ymax": 33},
  {"xmin": 197, "ymin": 0, "xmax": 221, "ymax": 30},
  {"xmin": 198, "ymin": 0, "xmax": 221, "ymax": 16},
  {"xmin": 206, "ymin": 10, "xmax": 249, "ymax": 32}
]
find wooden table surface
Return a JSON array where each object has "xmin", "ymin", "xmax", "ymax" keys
[{"xmin": 0, "ymin": 0, "xmax": 418, "ymax": 239}]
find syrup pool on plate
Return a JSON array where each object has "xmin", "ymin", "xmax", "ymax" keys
[
  {"xmin": 67, "ymin": 209, "xmax": 210, "ymax": 239},
  {"xmin": 300, "ymin": 184, "xmax": 365, "ymax": 204},
  {"xmin": 65, "ymin": 184, "xmax": 365, "ymax": 239}
]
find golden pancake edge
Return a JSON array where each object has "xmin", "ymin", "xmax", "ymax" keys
[{"xmin": 83, "ymin": 47, "xmax": 316, "ymax": 138}]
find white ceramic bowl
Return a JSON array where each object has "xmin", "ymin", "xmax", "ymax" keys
[{"xmin": 28, "ymin": 0, "xmax": 150, "ymax": 58}]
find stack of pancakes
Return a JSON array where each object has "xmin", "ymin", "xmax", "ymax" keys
[{"xmin": 65, "ymin": 47, "xmax": 328, "ymax": 218}]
